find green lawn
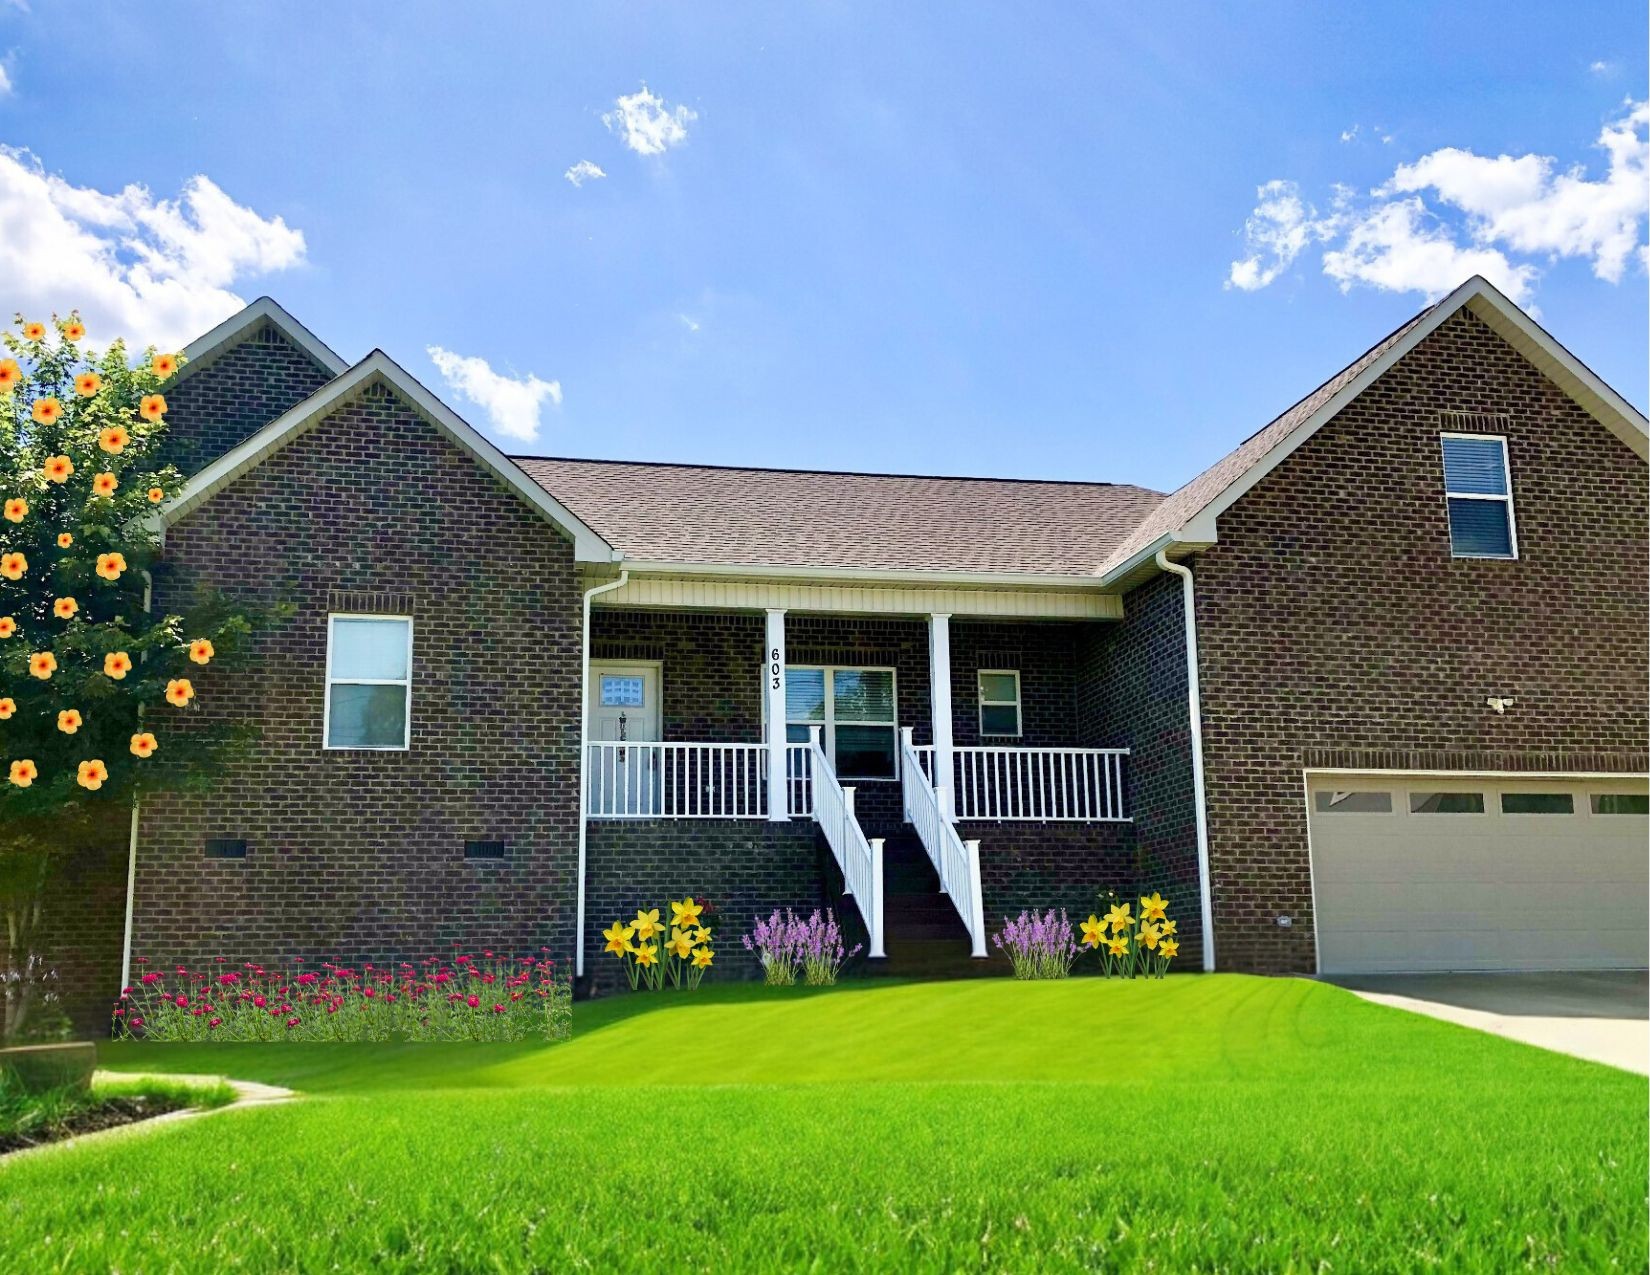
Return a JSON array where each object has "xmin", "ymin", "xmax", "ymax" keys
[{"xmin": 1, "ymin": 975, "xmax": 1644, "ymax": 1272}]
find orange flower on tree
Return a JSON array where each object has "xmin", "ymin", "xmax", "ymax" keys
[
  {"xmin": 61, "ymin": 319, "xmax": 86, "ymax": 342},
  {"xmin": 57, "ymin": 532, "xmax": 73, "ymax": 549},
  {"xmin": 43, "ymin": 455, "xmax": 73, "ymax": 483},
  {"xmin": 139, "ymin": 394, "xmax": 167, "ymax": 422},
  {"xmin": 53, "ymin": 596, "xmax": 79, "ymax": 619},
  {"xmin": 21, "ymin": 322, "xmax": 45, "ymax": 340},
  {"xmin": 0, "ymin": 359, "xmax": 20, "ymax": 392},
  {"xmin": 76, "ymin": 372, "xmax": 103, "ymax": 398},
  {"xmin": 129, "ymin": 732, "xmax": 158, "ymax": 759},
  {"xmin": 8, "ymin": 759, "xmax": 37, "ymax": 788},
  {"xmin": 147, "ymin": 487, "xmax": 165, "ymax": 504},
  {"xmin": 103, "ymin": 651, "xmax": 132, "ymax": 679},
  {"xmin": 165, "ymin": 678, "xmax": 194, "ymax": 707},
  {"xmin": 92, "ymin": 471, "xmax": 118, "ymax": 498},
  {"xmin": 0, "ymin": 617, "xmax": 13, "ymax": 638},
  {"xmin": 0, "ymin": 697, "xmax": 14, "ymax": 719},
  {"xmin": 151, "ymin": 353, "xmax": 179, "ymax": 379},
  {"xmin": 29, "ymin": 651, "xmax": 57, "ymax": 679},
  {"xmin": 98, "ymin": 425, "xmax": 129, "ymax": 453},
  {"xmin": 76, "ymin": 759, "xmax": 108, "ymax": 791},
  {"xmin": 31, "ymin": 397, "xmax": 62, "ymax": 425},
  {"xmin": 188, "ymin": 638, "xmax": 215, "ymax": 665},
  {"xmin": 3, "ymin": 497, "xmax": 26, "ymax": 523},
  {"xmin": 1, "ymin": 552, "xmax": 27, "ymax": 580},
  {"xmin": 57, "ymin": 709, "xmax": 83, "ymax": 735},
  {"xmin": 96, "ymin": 552, "xmax": 127, "ymax": 581}
]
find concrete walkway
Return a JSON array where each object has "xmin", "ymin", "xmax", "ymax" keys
[{"xmin": 1330, "ymin": 971, "xmax": 1649, "ymax": 1074}]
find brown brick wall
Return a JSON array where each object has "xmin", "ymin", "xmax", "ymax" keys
[
  {"xmin": 160, "ymin": 323, "xmax": 337, "ymax": 476},
  {"xmin": 1194, "ymin": 307, "xmax": 1649, "ymax": 973},
  {"xmin": 132, "ymin": 381, "xmax": 584, "ymax": 976}
]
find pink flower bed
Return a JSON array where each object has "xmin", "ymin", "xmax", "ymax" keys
[{"xmin": 116, "ymin": 951, "xmax": 572, "ymax": 1043}]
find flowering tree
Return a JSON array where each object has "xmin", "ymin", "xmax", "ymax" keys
[{"xmin": 0, "ymin": 312, "xmax": 263, "ymax": 1040}]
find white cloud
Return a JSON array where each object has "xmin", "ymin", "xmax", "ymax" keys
[
  {"xmin": 0, "ymin": 63, "xmax": 11, "ymax": 97},
  {"xmin": 564, "ymin": 159, "xmax": 606, "ymax": 188},
  {"xmin": 602, "ymin": 84, "xmax": 696, "ymax": 156},
  {"xmin": 1340, "ymin": 125, "xmax": 1359, "ymax": 143},
  {"xmin": 1590, "ymin": 60, "xmax": 1614, "ymax": 76},
  {"xmin": 426, "ymin": 346, "xmax": 561, "ymax": 444},
  {"xmin": 676, "ymin": 313, "xmax": 700, "ymax": 333},
  {"xmin": 1228, "ymin": 99, "xmax": 1647, "ymax": 305},
  {"xmin": 0, "ymin": 146, "xmax": 306, "ymax": 351}
]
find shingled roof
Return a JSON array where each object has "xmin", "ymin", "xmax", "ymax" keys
[{"xmin": 513, "ymin": 457, "xmax": 1165, "ymax": 578}]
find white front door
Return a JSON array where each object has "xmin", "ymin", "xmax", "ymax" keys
[{"xmin": 587, "ymin": 662, "xmax": 663, "ymax": 815}]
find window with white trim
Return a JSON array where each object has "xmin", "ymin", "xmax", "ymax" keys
[
  {"xmin": 1440, "ymin": 434, "xmax": 1517, "ymax": 559},
  {"xmin": 977, "ymin": 670, "xmax": 1022, "ymax": 737},
  {"xmin": 783, "ymin": 666, "xmax": 897, "ymax": 780},
  {"xmin": 324, "ymin": 615, "xmax": 413, "ymax": 749}
]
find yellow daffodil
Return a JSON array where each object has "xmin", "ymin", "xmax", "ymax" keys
[
  {"xmin": 165, "ymin": 678, "xmax": 194, "ymax": 707},
  {"xmin": 8, "ymin": 759, "xmax": 37, "ymax": 787},
  {"xmin": 630, "ymin": 908, "xmax": 662, "ymax": 942},
  {"xmin": 103, "ymin": 650, "xmax": 132, "ymax": 679},
  {"xmin": 1139, "ymin": 892, "xmax": 1168, "ymax": 922},
  {"xmin": 601, "ymin": 920, "xmax": 634, "ymax": 957},
  {"xmin": 632, "ymin": 943, "xmax": 658, "ymax": 968},
  {"xmin": 189, "ymin": 638, "xmax": 215, "ymax": 664},
  {"xmin": 1160, "ymin": 938, "xmax": 1180, "ymax": 960},
  {"xmin": 56, "ymin": 709, "xmax": 82, "ymax": 735},
  {"xmin": 1104, "ymin": 902, "xmax": 1133, "ymax": 933},
  {"xmin": 1079, "ymin": 914, "xmax": 1105, "ymax": 947},
  {"xmin": 3, "ymin": 497, "xmax": 26, "ymax": 523},
  {"xmin": 670, "ymin": 897, "xmax": 704, "ymax": 930},
  {"xmin": 53, "ymin": 596, "xmax": 78, "ymax": 619},
  {"xmin": 1105, "ymin": 934, "xmax": 1129, "ymax": 957},
  {"xmin": 31, "ymin": 397, "xmax": 61, "ymax": 425},
  {"xmin": 1161, "ymin": 919, "xmax": 1177, "ymax": 936},
  {"xmin": 692, "ymin": 948, "xmax": 713, "ymax": 969},
  {"xmin": 76, "ymin": 759, "xmax": 108, "ymax": 791},
  {"xmin": 42, "ymin": 455, "xmax": 72, "ymax": 483},
  {"xmin": 129, "ymin": 732, "xmax": 158, "ymax": 758},
  {"xmin": 29, "ymin": 651, "xmax": 56, "ymax": 679},
  {"xmin": 692, "ymin": 926, "xmax": 712, "ymax": 946},
  {"xmin": 1137, "ymin": 922, "xmax": 1162, "ymax": 951},
  {"xmin": 667, "ymin": 928, "xmax": 695, "ymax": 960}
]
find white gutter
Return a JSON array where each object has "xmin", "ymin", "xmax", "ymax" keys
[
  {"xmin": 574, "ymin": 569, "xmax": 629, "ymax": 978},
  {"xmin": 1154, "ymin": 549, "xmax": 1216, "ymax": 972}
]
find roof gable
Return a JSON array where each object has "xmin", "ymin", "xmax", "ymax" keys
[
  {"xmin": 176, "ymin": 297, "xmax": 349, "ymax": 382},
  {"xmin": 160, "ymin": 351, "xmax": 615, "ymax": 562},
  {"xmin": 1098, "ymin": 276, "xmax": 1649, "ymax": 584}
]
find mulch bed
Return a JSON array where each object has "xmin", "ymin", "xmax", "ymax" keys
[{"xmin": 0, "ymin": 1094, "xmax": 193, "ymax": 1156}]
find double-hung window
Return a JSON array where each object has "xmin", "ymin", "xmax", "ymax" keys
[
  {"xmin": 977, "ymin": 670, "xmax": 1022, "ymax": 737},
  {"xmin": 325, "ymin": 615, "xmax": 413, "ymax": 749},
  {"xmin": 784, "ymin": 666, "xmax": 898, "ymax": 779},
  {"xmin": 1440, "ymin": 434, "xmax": 1517, "ymax": 559}
]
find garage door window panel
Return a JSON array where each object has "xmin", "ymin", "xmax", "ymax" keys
[
  {"xmin": 1591, "ymin": 793, "xmax": 1649, "ymax": 816},
  {"xmin": 1409, "ymin": 791, "xmax": 1486, "ymax": 814},
  {"xmin": 1501, "ymin": 792, "xmax": 1575, "ymax": 815},
  {"xmin": 1313, "ymin": 790, "xmax": 1393, "ymax": 813}
]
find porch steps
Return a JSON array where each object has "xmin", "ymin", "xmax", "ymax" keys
[{"xmin": 857, "ymin": 833, "xmax": 1010, "ymax": 979}]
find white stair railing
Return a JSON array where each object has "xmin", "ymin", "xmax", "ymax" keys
[
  {"xmin": 807, "ymin": 727, "xmax": 884, "ymax": 959},
  {"xmin": 900, "ymin": 728, "xmax": 987, "ymax": 958},
  {"xmin": 911, "ymin": 744, "xmax": 1130, "ymax": 822}
]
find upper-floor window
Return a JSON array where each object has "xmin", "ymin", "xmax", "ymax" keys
[
  {"xmin": 1440, "ymin": 434, "xmax": 1517, "ymax": 559},
  {"xmin": 325, "ymin": 615, "xmax": 413, "ymax": 750},
  {"xmin": 977, "ymin": 670, "xmax": 1022, "ymax": 737},
  {"xmin": 784, "ymin": 665, "xmax": 897, "ymax": 780}
]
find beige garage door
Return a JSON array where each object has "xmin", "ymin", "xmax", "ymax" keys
[{"xmin": 1307, "ymin": 774, "xmax": 1649, "ymax": 974}]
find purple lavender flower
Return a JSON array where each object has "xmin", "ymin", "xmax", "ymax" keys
[{"xmin": 992, "ymin": 909, "xmax": 1080, "ymax": 979}]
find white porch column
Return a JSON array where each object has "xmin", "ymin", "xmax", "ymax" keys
[
  {"xmin": 765, "ymin": 608, "xmax": 789, "ymax": 821},
  {"xmin": 928, "ymin": 612, "xmax": 956, "ymax": 820}
]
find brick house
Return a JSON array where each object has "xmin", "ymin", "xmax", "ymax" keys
[{"xmin": 40, "ymin": 277, "xmax": 1649, "ymax": 1025}]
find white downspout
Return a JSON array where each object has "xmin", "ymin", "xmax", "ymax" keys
[
  {"xmin": 119, "ymin": 801, "xmax": 139, "ymax": 993},
  {"xmin": 1155, "ymin": 549, "xmax": 1216, "ymax": 972},
  {"xmin": 575, "ymin": 569, "xmax": 629, "ymax": 979}
]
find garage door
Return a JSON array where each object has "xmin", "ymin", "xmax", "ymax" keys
[{"xmin": 1307, "ymin": 774, "xmax": 1649, "ymax": 974}]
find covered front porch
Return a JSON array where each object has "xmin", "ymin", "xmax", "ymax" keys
[{"xmin": 580, "ymin": 581, "xmax": 1137, "ymax": 973}]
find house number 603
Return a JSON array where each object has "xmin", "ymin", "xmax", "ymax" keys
[{"xmin": 770, "ymin": 648, "xmax": 782, "ymax": 690}]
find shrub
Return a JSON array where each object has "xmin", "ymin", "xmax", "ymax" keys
[
  {"xmin": 602, "ymin": 897, "xmax": 714, "ymax": 991},
  {"xmin": 117, "ymin": 952, "xmax": 571, "ymax": 1043},
  {"xmin": 1079, "ymin": 890, "xmax": 1180, "ymax": 978},
  {"xmin": 992, "ymin": 910, "xmax": 1080, "ymax": 980}
]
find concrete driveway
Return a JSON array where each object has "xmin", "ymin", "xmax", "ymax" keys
[{"xmin": 1328, "ymin": 971, "xmax": 1649, "ymax": 1074}]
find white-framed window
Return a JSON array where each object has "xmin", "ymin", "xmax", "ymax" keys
[
  {"xmin": 782, "ymin": 665, "xmax": 898, "ymax": 780},
  {"xmin": 977, "ymin": 669, "xmax": 1022, "ymax": 738},
  {"xmin": 1440, "ymin": 433, "xmax": 1517, "ymax": 559},
  {"xmin": 324, "ymin": 614, "xmax": 413, "ymax": 750}
]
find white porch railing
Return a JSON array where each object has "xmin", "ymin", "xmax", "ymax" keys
[
  {"xmin": 914, "ymin": 744, "xmax": 1130, "ymax": 822},
  {"xmin": 808, "ymin": 727, "xmax": 884, "ymax": 959},
  {"xmin": 587, "ymin": 742, "xmax": 769, "ymax": 818},
  {"xmin": 900, "ymin": 729, "xmax": 987, "ymax": 958}
]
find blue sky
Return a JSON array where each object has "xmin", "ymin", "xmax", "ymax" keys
[{"xmin": 0, "ymin": 2, "xmax": 1644, "ymax": 494}]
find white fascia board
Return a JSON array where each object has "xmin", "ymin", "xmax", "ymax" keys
[
  {"xmin": 177, "ymin": 297, "xmax": 350, "ymax": 380},
  {"xmin": 1094, "ymin": 532, "xmax": 1211, "ymax": 591},
  {"xmin": 1188, "ymin": 277, "xmax": 1648, "ymax": 543},
  {"xmin": 160, "ymin": 351, "xmax": 618, "ymax": 562},
  {"xmin": 610, "ymin": 557, "xmax": 1110, "ymax": 591}
]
